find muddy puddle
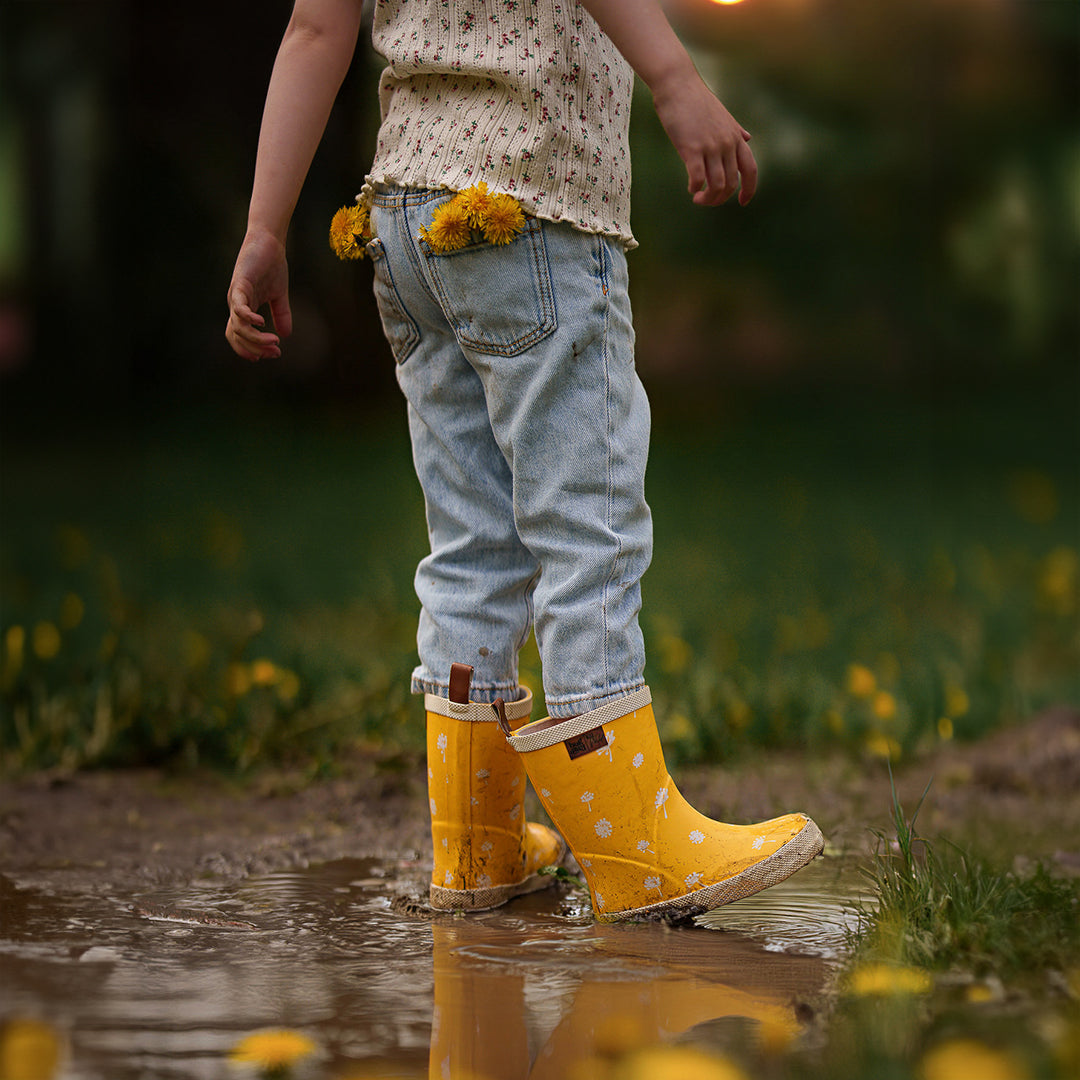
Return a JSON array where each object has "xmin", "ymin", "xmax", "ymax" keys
[{"xmin": 1, "ymin": 855, "xmax": 867, "ymax": 1079}]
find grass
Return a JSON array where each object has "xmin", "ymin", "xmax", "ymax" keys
[
  {"xmin": 789, "ymin": 776, "xmax": 1080, "ymax": 1080},
  {"xmin": 1, "ymin": 389, "xmax": 1077, "ymax": 774}
]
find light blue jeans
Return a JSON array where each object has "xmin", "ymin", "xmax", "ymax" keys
[{"xmin": 368, "ymin": 185, "xmax": 651, "ymax": 717}]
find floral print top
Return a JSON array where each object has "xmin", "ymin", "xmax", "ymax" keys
[{"xmin": 364, "ymin": 0, "xmax": 636, "ymax": 248}]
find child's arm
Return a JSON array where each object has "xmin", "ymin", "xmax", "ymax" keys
[
  {"xmin": 226, "ymin": 0, "xmax": 363, "ymax": 361},
  {"xmin": 578, "ymin": 0, "xmax": 757, "ymax": 208}
]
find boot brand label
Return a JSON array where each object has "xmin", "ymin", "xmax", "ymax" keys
[{"xmin": 564, "ymin": 726, "xmax": 608, "ymax": 760}]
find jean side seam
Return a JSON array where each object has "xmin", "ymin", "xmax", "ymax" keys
[{"xmin": 598, "ymin": 235, "xmax": 623, "ymax": 698}]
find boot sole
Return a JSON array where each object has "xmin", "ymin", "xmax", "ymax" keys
[
  {"xmin": 599, "ymin": 817, "xmax": 826, "ymax": 923},
  {"xmin": 430, "ymin": 866, "xmax": 561, "ymax": 912}
]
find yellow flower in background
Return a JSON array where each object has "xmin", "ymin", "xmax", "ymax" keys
[
  {"xmin": 251, "ymin": 658, "xmax": 278, "ymax": 686},
  {"xmin": 329, "ymin": 203, "xmax": 370, "ymax": 260},
  {"xmin": 229, "ymin": 1028, "xmax": 317, "ymax": 1074},
  {"xmin": 657, "ymin": 632, "xmax": 692, "ymax": 674},
  {"xmin": 919, "ymin": 1038, "xmax": 1029, "ymax": 1080},
  {"xmin": 482, "ymin": 192, "xmax": 526, "ymax": 244},
  {"xmin": 865, "ymin": 730, "xmax": 901, "ymax": 761},
  {"xmin": 937, "ymin": 716, "xmax": 954, "ymax": 740},
  {"xmin": 871, "ymin": 690, "xmax": 898, "ymax": 722},
  {"xmin": 847, "ymin": 961, "xmax": 932, "ymax": 997},
  {"xmin": 459, "ymin": 179, "xmax": 492, "ymax": 225},
  {"xmin": 846, "ymin": 663, "xmax": 877, "ymax": 698},
  {"xmin": 944, "ymin": 684, "xmax": 969, "ymax": 718},
  {"xmin": 31, "ymin": 622, "xmax": 61, "ymax": 661},
  {"xmin": 5, "ymin": 624, "xmax": 25, "ymax": 661},
  {"xmin": 423, "ymin": 197, "xmax": 473, "ymax": 252},
  {"xmin": 0, "ymin": 1017, "xmax": 63, "ymax": 1080}
]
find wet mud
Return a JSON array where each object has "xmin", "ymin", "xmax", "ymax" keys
[
  {"xmin": 2, "ymin": 705, "xmax": 1078, "ymax": 1077},
  {"xmin": 0, "ymin": 855, "xmax": 860, "ymax": 1079}
]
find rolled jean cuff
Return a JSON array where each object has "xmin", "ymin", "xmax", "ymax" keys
[
  {"xmin": 412, "ymin": 672, "xmax": 528, "ymax": 705},
  {"xmin": 542, "ymin": 679, "xmax": 648, "ymax": 719}
]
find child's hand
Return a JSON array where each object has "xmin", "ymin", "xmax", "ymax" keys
[
  {"xmin": 225, "ymin": 229, "xmax": 292, "ymax": 361},
  {"xmin": 652, "ymin": 72, "xmax": 758, "ymax": 208}
]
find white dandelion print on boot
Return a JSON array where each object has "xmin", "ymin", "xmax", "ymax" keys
[
  {"xmin": 436, "ymin": 731, "xmax": 447, "ymax": 762},
  {"xmin": 685, "ymin": 871, "xmax": 703, "ymax": 888},
  {"xmin": 752, "ymin": 835, "xmax": 766, "ymax": 850},
  {"xmin": 595, "ymin": 818, "xmax": 613, "ymax": 839},
  {"xmin": 636, "ymin": 839, "xmax": 651, "ymax": 853},
  {"xmin": 644, "ymin": 875, "xmax": 663, "ymax": 897},
  {"xmin": 632, "ymin": 752, "xmax": 644, "ymax": 769},
  {"xmin": 444, "ymin": 870, "xmax": 454, "ymax": 885},
  {"xmin": 655, "ymin": 787, "xmax": 670, "ymax": 818},
  {"xmin": 581, "ymin": 790, "xmax": 595, "ymax": 812},
  {"xmin": 476, "ymin": 768, "xmax": 490, "ymax": 780},
  {"xmin": 596, "ymin": 731, "xmax": 615, "ymax": 761},
  {"xmin": 689, "ymin": 829, "xmax": 705, "ymax": 844}
]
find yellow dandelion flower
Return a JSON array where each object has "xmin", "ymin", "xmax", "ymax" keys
[
  {"xmin": 846, "ymin": 663, "xmax": 877, "ymax": 698},
  {"xmin": 919, "ymin": 1038, "xmax": 1029, "ymax": 1080},
  {"xmin": 459, "ymin": 181, "xmax": 492, "ymax": 226},
  {"xmin": 228, "ymin": 1028, "xmax": 317, "ymax": 1071},
  {"xmin": 0, "ymin": 1017, "xmax": 63, "ymax": 1080},
  {"xmin": 872, "ymin": 690, "xmax": 898, "ymax": 722},
  {"xmin": 251, "ymin": 658, "xmax": 277, "ymax": 686},
  {"xmin": 329, "ymin": 204, "xmax": 369, "ymax": 260},
  {"xmin": 864, "ymin": 730, "xmax": 901, "ymax": 761},
  {"xmin": 482, "ymin": 192, "xmax": 526, "ymax": 245},
  {"xmin": 937, "ymin": 715, "xmax": 954, "ymax": 740},
  {"xmin": 226, "ymin": 661, "xmax": 252, "ymax": 698},
  {"xmin": 5, "ymin": 624, "xmax": 25, "ymax": 661},
  {"xmin": 32, "ymin": 622, "xmax": 61, "ymax": 661},
  {"xmin": 848, "ymin": 962, "xmax": 933, "ymax": 997},
  {"xmin": 423, "ymin": 197, "xmax": 473, "ymax": 253},
  {"xmin": 944, "ymin": 684, "xmax": 969, "ymax": 718}
]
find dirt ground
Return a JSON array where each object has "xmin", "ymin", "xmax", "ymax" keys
[{"xmin": 3, "ymin": 706, "xmax": 1079, "ymax": 896}]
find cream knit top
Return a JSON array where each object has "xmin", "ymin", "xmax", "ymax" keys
[{"xmin": 363, "ymin": 0, "xmax": 636, "ymax": 248}]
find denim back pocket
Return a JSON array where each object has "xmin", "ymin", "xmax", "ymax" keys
[
  {"xmin": 367, "ymin": 236, "xmax": 421, "ymax": 365},
  {"xmin": 421, "ymin": 217, "xmax": 557, "ymax": 357}
]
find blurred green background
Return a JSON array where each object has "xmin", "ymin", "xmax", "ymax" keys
[{"xmin": 1, "ymin": 0, "xmax": 1077, "ymax": 774}]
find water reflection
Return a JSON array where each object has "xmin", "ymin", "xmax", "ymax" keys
[{"xmin": 0, "ymin": 856, "xmax": 861, "ymax": 1078}]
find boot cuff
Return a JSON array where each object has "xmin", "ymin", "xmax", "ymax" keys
[
  {"xmin": 507, "ymin": 687, "xmax": 652, "ymax": 753},
  {"xmin": 425, "ymin": 687, "xmax": 533, "ymax": 723}
]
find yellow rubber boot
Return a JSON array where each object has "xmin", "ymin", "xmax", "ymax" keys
[
  {"xmin": 427, "ymin": 663, "xmax": 564, "ymax": 911},
  {"xmin": 500, "ymin": 687, "xmax": 824, "ymax": 922}
]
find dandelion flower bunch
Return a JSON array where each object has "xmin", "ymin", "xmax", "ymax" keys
[
  {"xmin": 421, "ymin": 184, "xmax": 528, "ymax": 253},
  {"xmin": 329, "ymin": 203, "xmax": 371, "ymax": 260}
]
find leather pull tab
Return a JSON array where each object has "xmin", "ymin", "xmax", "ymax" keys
[
  {"xmin": 492, "ymin": 698, "xmax": 512, "ymax": 738},
  {"xmin": 448, "ymin": 663, "xmax": 473, "ymax": 704}
]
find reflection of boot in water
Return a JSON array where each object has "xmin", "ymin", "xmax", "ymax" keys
[
  {"xmin": 427, "ymin": 663, "xmax": 564, "ymax": 912},
  {"xmin": 527, "ymin": 963, "xmax": 801, "ymax": 1079},
  {"xmin": 498, "ymin": 688, "xmax": 824, "ymax": 922},
  {"xmin": 429, "ymin": 920, "xmax": 530, "ymax": 1080}
]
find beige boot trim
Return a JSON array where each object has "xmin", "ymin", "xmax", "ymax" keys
[
  {"xmin": 425, "ymin": 687, "xmax": 533, "ymax": 723},
  {"xmin": 507, "ymin": 687, "xmax": 652, "ymax": 753}
]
